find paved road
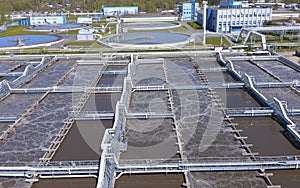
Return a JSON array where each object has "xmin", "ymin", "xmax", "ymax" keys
[{"xmin": 50, "ymin": 34, "xmax": 78, "ymax": 48}]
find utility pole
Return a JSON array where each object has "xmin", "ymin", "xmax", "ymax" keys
[{"xmin": 202, "ymin": 1, "xmax": 207, "ymax": 45}]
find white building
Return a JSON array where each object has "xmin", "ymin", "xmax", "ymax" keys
[
  {"xmin": 77, "ymin": 17, "xmax": 93, "ymax": 24},
  {"xmin": 102, "ymin": 6, "xmax": 139, "ymax": 16},
  {"xmin": 30, "ymin": 16, "xmax": 66, "ymax": 25},
  {"xmin": 198, "ymin": 0, "xmax": 272, "ymax": 33},
  {"xmin": 77, "ymin": 28, "xmax": 96, "ymax": 41},
  {"xmin": 175, "ymin": 1, "xmax": 199, "ymax": 21}
]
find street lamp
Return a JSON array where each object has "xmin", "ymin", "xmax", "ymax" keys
[{"xmin": 203, "ymin": 1, "xmax": 207, "ymax": 45}]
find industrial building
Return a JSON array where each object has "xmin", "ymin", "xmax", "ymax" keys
[
  {"xmin": 197, "ymin": 0, "xmax": 272, "ymax": 32},
  {"xmin": 77, "ymin": 17, "xmax": 93, "ymax": 24},
  {"xmin": 77, "ymin": 28, "xmax": 96, "ymax": 40},
  {"xmin": 102, "ymin": 6, "xmax": 139, "ymax": 16},
  {"xmin": 30, "ymin": 15, "xmax": 67, "ymax": 25},
  {"xmin": 175, "ymin": 1, "xmax": 199, "ymax": 20}
]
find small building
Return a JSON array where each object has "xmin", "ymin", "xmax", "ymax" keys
[
  {"xmin": 102, "ymin": 6, "xmax": 139, "ymax": 16},
  {"xmin": 197, "ymin": 0, "xmax": 272, "ymax": 33},
  {"xmin": 220, "ymin": 0, "xmax": 242, "ymax": 8},
  {"xmin": 77, "ymin": 16, "xmax": 93, "ymax": 24},
  {"xmin": 77, "ymin": 28, "xmax": 96, "ymax": 41},
  {"xmin": 30, "ymin": 15, "xmax": 67, "ymax": 25},
  {"xmin": 18, "ymin": 18, "xmax": 30, "ymax": 26},
  {"xmin": 175, "ymin": 1, "xmax": 199, "ymax": 21},
  {"xmin": 0, "ymin": 25, "xmax": 7, "ymax": 32}
]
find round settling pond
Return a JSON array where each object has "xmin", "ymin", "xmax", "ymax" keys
[
  {"xmin": 107, "ymin": 32, "xmax": 189, "ymax": 45},
  {"xmin": 29, "ymin": 24, "xmax": 87, "ymax": 31},
  {"xmin": 0, "ymin": 35, "xmax": 61, "ymax": 47},
  {"xmin": 124, "ymin": 22, "xmax": 180, "ymax": 30}
]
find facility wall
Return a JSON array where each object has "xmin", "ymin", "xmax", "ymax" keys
[
  {"xmin": 198, "ymin": 7, "xmax": 272, "ymax": 33},
  {"xmin": 102, "ymin": 6, "xmax": 139, "ymax": 16},
  {"xmin": 181, "ymin": 3, "xmax": 199, "ymax": 21},
  {"xmin": 30, "ymin": 16, "xmax": 67, "ymax": 25},
  {"xmin": 77, "ymin": 17, "xmax": 93, "ymax": 24}
]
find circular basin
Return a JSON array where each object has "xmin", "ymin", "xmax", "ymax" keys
[
  {"xmin": 0, "ymin": 35, "xmax": 61, "ymax": 47},
  {"xmin": 29, "ymin": 24, "xmax": 87, "ymax": 31},
  {"xmin": 107, "ymin": 32, "xmax": 189, "ymax": 45}
]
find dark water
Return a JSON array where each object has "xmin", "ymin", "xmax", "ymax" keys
[
  {"xmin": 31, "ymin": 178, "xmax": 96, "ymax": 188},
  {"xmin": 254, "ymin": 60, "xmax": 300, "ymax": 82},
  {"xmin": 258, "ymin": 88, "xmax": 300, "ymax": 108},
  {"xmin": 22, "ymin": 60, "xmax": 76, "ymax": 88},
  {"xmin": 0, "ymin": 94, "xmax": 42, "ymax": 115},
  {"xmin": 0, "ymin": 178, "xmax": 27, "ymax": 188},
  {"xmin": 11, "ymin": 64, "xmax": 26, "ymax": 72},
  {"xmin": 52, "ymin": 120, "xmax": 112, "ymax": 161},
  {"xmin": 0, "ymin": 123, "xmax": 10, "ymax": 134},
  {"xmin": 268, "ymin": 169, "xmax": 300, "ymax": 188},
  {"xmin": 205, "ymin": 72, "xmax": 237, "ymax": 83},
  {"xmin": 191, "ymin": 171, "xmax": 266, "ymax": 188},
  {"xmin": 134, "ymin": 63, "xmax": 165, "ymax": 86},
  {"xmin": 215, "ymin": 89, "xmax": 261, "ymax": 108},
  {"xmin": 0, "ymin": 76, "xmax": 15, "ymax": 82},
  {"xmin": 96, "ymin": 75, "xmax": 125, "ymax": 87},
  {"xmin": 105, "ymin": 65, "xmax": 127, "ymax": 71},
  {"xmin": 115, "ymin": 173, "xmax": 185, "ymax": 188},
  {"xmin": 129, "ymin": 91, "xmax": 170, "ymax": 113},
  {"xmin": 121, "ymin": 119, "xmax": 178, "ymax": 159},
  {"xmin": 82, "ymin": 93, "xmax": 121, "ymax": 112},
  {"xmin": 233, "ymin": 117, "xmax": 300, "ymax": 156},
  {"xmin": 231, "ymin": 60, "xmax": 278, "ymax": 82},
  {"xmin": 0, "ymin": 61, "xmax": 21, "ymax": 73},
  {"xmin": 0, "ymin": 94, "xmax": 73, "ymax": 166}
]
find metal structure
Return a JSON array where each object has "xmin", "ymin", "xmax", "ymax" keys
[
  {"xmin": 0, "ymin": 156, "xmax": 299, "ymax": 179},
  {"xmin": 218, "ymin": 52, "xmax": 300, "ymax": 142},
  {"xmin": 0, "ymin": 51, "xmax": 299, "ymax": 188}
]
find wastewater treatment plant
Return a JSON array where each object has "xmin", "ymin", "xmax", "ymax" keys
[{"xmin": 0, "ymin": 3, "xmax": 300, "ymax": 188}]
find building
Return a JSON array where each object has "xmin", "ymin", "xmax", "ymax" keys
[
  {"xmin": 220, "ymin": 0, "xmax": 242, "ymax": 8},
  {"xmin": 0, "ymin": 24, "xmax": 7, "ymax": 32},
  {"xmin": 18, "ymin": 18, "xmax": 30, "ymax": 26},
  {"xmin": 30, "ymin": 15, "xmax": 66, "ymax": 25},
  {"xmin": 77, "ymin": 28, "xmax": 96, "ymax": 41},
  {"xmin": 175, "ymin": 1, "xmax": 199, "ymax": 21},
  {"xmin": 77, "ymin": 17, "xmax": 93, "ymax": 24},
  {"xmin": 197, "ymin": 0, "xmax": 272, "ymax": 33},
  {"xmin": 102, "ymin": 6, "xmax": 139, "ymax": 16}
]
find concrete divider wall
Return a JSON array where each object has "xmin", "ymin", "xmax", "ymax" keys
[
  {"xmin": 10, "ymin": 56, "xmax": 57, "ymax": 88},
  {"xmin": 0, "ymin": 56, "xmax": 56, "ymax": 99},
  {"xmin": 227, "ymin": 60, "xmax": 242, "ymax": 80},
  {"xmin": 242, "ymin": 74, "xmax": 269, "ymax": 106},
  {"xmin": 97, "ymin": 54, "xmax": 135, "ymax": 188},
  {"xmin": 216, "ymin": 52, "xmax": 226, "ymax": 66},
  {"xmin": 278, "ymin": 55, "xmax": 300, "ymax": 71},
  {"xmin": 273, "ymin": 97, "xmax": 300, "ymax": 142},
  {"xmin": 216, "ymin": 53, "xmax": 242, "ymax": 80},
  {"xmin": 0, "ymin": 80, "xmax": 11, "ymax": 99}
]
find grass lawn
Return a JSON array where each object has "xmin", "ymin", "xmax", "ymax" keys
[
  {"xmin": 171, "ymin": 26, "xmax": 189, "ymax": 32},
  {"xmin": 59, "ymin": 29, "xmax": 79, "ymax": 35},
  {"xmin": 65, "ymin": 41, "xmax": 107, "ymax": 49},
  {"xmin": 187, "ymin": 21, "xmax": 202, "ymax": 30},
  {"xmin": 206, "ymin": 37, "xmax": 231, "ymax": 46},
  {"xmin": 127, "ymin": 26, "xmax": 188, "ymax": 34},
  {"xmin": 66, "ymin": 41, "xmax": 97, "ymax": 46},
  {"xmin": 0, "ymin": 26, "xmax": 46, "ymax": 37}
]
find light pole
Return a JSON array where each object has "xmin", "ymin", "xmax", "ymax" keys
[{"xmin": 202, "ymin": 1, "xmax": 207, "ymax": 45}]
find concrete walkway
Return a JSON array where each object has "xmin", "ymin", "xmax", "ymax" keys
[{"xmin": 180, "ymin": 21, "xmax": 196, "ymax": 34}]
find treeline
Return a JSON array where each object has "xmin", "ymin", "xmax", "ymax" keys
[
  {"xmin": 1, "ymin": 0, "xmax": 203, "ymax": 24},
  {"xmin": 0, "ymin": 0, "xmax": 203, "ymax": 13}
]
